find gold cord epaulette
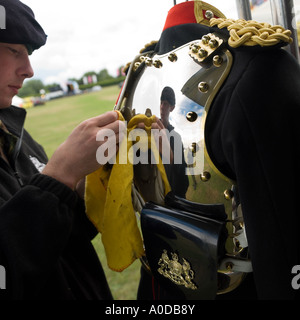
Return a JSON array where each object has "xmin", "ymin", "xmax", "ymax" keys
[{"xmin": 210, "ymin": 18, "xmax": 293, "ymax": 48}]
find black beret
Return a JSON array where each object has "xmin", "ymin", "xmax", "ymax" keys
[
  {"xmin": 160, "ymin": 86, "xmax": 176, "ymax": 106},
  {"xmin": 0, "ymin": 0, "xmax": 47, "ymax": 53}
]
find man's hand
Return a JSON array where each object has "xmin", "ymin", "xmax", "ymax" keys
[
  {"xmin": 42, "ymin": 111, "xmax": 125, "ymax": 190},
  {"xmin": 136, "ymin": 117, "xmax": 174, "ymax": 164}
]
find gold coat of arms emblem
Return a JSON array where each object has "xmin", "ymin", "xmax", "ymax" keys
[{"xmin": 157, "ymin": 250, "xmax": 197, "ymax": 290}]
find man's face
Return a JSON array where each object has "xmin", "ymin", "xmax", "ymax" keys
[
  {"xmin": 160, "ymin": 100, "xmax": 175, "ymax": 127},
  {"xmin": 0, "ymin": 43, "xmax": 34, "ymax": 109}
]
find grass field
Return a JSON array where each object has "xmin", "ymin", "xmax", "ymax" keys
[{"xmin": 24, "ymin": 85, "xmax": 141, "ymax": 300}]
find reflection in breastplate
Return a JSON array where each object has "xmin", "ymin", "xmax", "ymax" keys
[{"xmin": 116, "ymin": 33, "xmax": 251, "ymax": 294}]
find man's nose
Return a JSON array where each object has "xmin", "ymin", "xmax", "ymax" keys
[{"xmin": 17, "ymin": 55, "xmax": 34, "ymax": 79}]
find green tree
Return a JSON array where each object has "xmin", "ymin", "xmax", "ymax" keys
[{"xmin": 98, "ymin": 69, "xmax": 112, "ymax": 81}]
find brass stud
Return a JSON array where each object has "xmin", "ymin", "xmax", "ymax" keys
[
  {"xmin": 190, "ymin": 142, "xmax": 199, "ymax": 155},
  {"xmin": 200, "ymin": 171, "xmax": 211, "ymax": 182},
  {"xmin": 191, "ymin": 44, "xmax": 200, "ymax": 53},
  {"xmin": 201, "ymin": 35, "xmax": 211, "ymax": 45},
  {"xmin": 145, "ymin": 108, "xmax": 152, "ymax": 117},
  {"xmin": 205, "ymin": 10, "xmax": 214, "ymax": 20},
  {"xmin": 213, "ymin": 55, "xmax": 223, "ymax": 67},
  {"xmin": 224, "ymin": 189, "xmax": 234, "ymax": 200},
  {"xmin": 145, "ymin": 57, "xmax": 153, "ymax": 67},
  {"xmin": 153, "ymin": 60, "xmax": 163, "ymax": 68},
  {"xmin": 198, "ymin": 48, "xmax": 208, "ymax": 59},
  {"xmin": 134, "ymin": 62, "xmax": 141, "ymax": 71},
  {"xmin": 186, "ymin": 111, "xmax": 198, "ymax": 122},
  {"xmin": 198, "ymin": 82, "xmax": 209, "ymax": 93},
  {"xmin": 209, "ymin": 39, "xmax": 219, "ymax": 49},
  {"xmin": 168, "ymin": 53, "xmax": 178, "ymax": 62}
]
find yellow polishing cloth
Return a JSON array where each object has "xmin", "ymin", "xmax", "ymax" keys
[{"xmin": 85, "ymin": 111, "xmax": 171, "ymax": 272}]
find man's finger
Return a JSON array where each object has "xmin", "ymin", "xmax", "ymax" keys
[{"xmin": 93, "ymin": 111, "xmax": 119, "ymax": 127}]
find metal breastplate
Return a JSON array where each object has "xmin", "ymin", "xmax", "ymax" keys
[{"xmin": 116, "ymin": 32, "xmax": 251, "ymax": 294}]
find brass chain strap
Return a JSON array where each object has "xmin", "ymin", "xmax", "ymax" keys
[{"xmin": 210, "ymin": 18, "xmax": 293, "ymax": 48}]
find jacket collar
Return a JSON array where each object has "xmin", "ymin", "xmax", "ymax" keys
[{"xmin": 0, "ymin": 105, "xmax": 27, "ymax": 138}]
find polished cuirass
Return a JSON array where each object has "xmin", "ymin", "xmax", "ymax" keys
[{"xmin": 115, "ymin": 29, "xmax": 252, "ymax": 296}]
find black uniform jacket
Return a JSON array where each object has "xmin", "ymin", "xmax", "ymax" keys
[
  {"xmin": 145, "ymin": 23, "xmax": 300, "ymax": 300},
  {"xmin": 0, "ymin": 106, "xmax": 112, "ymax": 300}
]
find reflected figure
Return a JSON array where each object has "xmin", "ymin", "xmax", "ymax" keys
[
  {"xmin": 160, "ymin": 86, "xmax": 176, "ymax": 129},
  {"xmin": 160, "ymin": 87, "xmax": 189, "ymax": 198}
]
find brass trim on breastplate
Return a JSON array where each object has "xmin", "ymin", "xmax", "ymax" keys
[{"xmin": 182, "ymin": 43, "xmax": 252, "ymax": 294}]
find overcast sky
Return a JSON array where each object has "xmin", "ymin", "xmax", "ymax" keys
[{"xmin": 22, "ymin": 0, "xmax": 241, "ymax": 85}]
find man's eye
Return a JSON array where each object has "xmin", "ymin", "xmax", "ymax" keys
[{"xmin": 8, "ymin": 47, "xmax": 19, "ymax": 55}]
